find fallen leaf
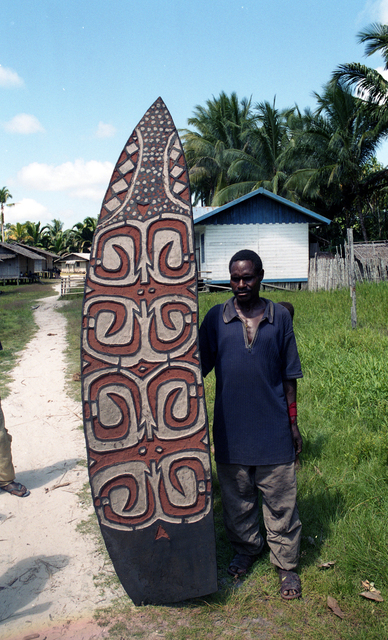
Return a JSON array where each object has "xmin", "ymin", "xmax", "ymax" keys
[
  {"xmin": 318, "ymin": 561, "xmax": 336, "ymax": 569},
  {"xmin": 327, "ymin": 595, "xmax": 345, "ymax": 619},
  {"xmin": 360, "ymin": 591, "xmax": 384, "ymax": 602}
]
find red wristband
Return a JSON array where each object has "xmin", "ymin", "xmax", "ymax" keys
[{"xmin": 288, "ymin": 402, "xmax": 297, "ymax": 419}]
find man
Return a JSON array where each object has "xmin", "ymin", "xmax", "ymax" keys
[
  {"xmin": 0, "ymin": 397, "xmax": 30, "ymax": 497},
  {"xmin": 199, "ymin": 249, "xmax": 302, "ymax": 600}
]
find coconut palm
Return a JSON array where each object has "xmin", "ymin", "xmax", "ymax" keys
[
  {"xmin": 333, "ymin": 23, "xmax": 388, "ymax": 117},
  {"xmin": 0, "ymin": 187, "xmax": 14, "ymax": 242},
  {"xmin": 46, "ymin": 230, "xmax": 74, "ymax": 255},
  {"xmin": 25, "ymin": 221, "xmax": 49, "ymax": 247},
  {"xmin": 72, "ymin": 216, "xmax": 97, "ymax": 251},
  {"xmin": 212, "ymin": 99, "xmax": 296, "ymax": 205},
  {"xmin": 285, "ymin": 80, "xmax": 388, "ymax": 241},
  {"xmin": 44, "ymin": 219, "xmax": 74, "ymax": 254},
  {"xmin": 7, "ymin": 222, "xmax": 30, "ymax": 243},
  {"xmin": 181, "ymin": 92, "xmax": 255, "ymax": 205}
]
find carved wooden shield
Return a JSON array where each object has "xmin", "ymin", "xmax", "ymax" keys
[{"xmin": 81, "ymin": 98, "xmax": 217, "ymax": 605}]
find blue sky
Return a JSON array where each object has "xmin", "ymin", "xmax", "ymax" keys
[{"xmin": 1, "ymin": 0, "xmax": 388, "ymax": 230}]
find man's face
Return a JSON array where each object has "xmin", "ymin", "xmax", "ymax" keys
[{"xmin": 230, "ymin": 260, "xmax": 264, "ymax": 304}]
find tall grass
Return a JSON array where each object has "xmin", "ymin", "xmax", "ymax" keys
[
  {"xmin": 0, "ymin": 282, "xmax": 56, "ymax": 397},
  {"xmin": 57, "ymin": 283, "xmax": 388, "ymax": 637}
]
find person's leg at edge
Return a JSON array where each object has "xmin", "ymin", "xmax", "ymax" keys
[{"xmin": 0, "ymin": 400, "xmax": 29, "ymax": 497}]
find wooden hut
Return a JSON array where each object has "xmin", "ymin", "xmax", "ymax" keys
[
  {"xmin": 10, "ymin": 243, "xmax": 60, "ymax": 277},
  {"xmin": 0, "ymin": 242, "xmax": 43, "ymax": 283}
]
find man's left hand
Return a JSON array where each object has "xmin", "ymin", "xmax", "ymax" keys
[{"xmin": 290, "ymin": 420, "xmax": 302, "ymax": 455}]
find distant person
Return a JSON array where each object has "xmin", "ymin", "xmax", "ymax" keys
[
  {"xmin": 0, "ymin": 397, "xmax": 30, "ymax": 497},
  {"xmin": 199, "ymin": 249, "xmax": 303, "ymax": 600}
]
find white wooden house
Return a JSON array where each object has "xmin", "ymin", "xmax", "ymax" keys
[
  {"xmin": 55, "ymin": 252, "xmax": 90, "ymax": 274},
  {"xmin": 193, "ymin": 188, "xmax": 331, "ymax": 284}
]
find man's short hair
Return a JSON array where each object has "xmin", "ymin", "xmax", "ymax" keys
[{"xmin": 229, "ymin": 250, "xmax": 263, "ymax": 275}]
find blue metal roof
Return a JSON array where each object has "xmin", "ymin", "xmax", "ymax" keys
[{"xmin": 193, "ymin": 187, "xmax": 331, "ymax": 226}]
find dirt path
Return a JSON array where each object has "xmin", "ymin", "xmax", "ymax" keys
[{"xmin": 0, "ymin": 285, "xmax": 125, "ymax": 640}]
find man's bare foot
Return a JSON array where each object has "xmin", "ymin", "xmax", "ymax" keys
[
  {"xmin": 278, "ymin": 569, "xmax": 302, "ymax": 600},
  {"xmin": 0, "ymin": 481, "xmax": 30, "ymax": 497}
]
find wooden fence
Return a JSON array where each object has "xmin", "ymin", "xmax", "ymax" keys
[
  {"xmin": 60, "ymin": 275, "xmax": 85, "ymax": 296},
  {"xmin": 308, "ymin": 241, "xmax": 388, "ymax": 291},
  {"xmin": 59, "ymin": 242, "xmax": 388, "ymax": 294}
]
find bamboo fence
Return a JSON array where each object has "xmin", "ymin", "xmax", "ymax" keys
[{"xmin": 308, "ymin": 241, "xmax": 388, "ymax": 291}]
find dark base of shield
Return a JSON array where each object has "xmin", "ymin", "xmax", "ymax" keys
[{"xmin": 100, "ymin": 516, "xmax": 218, "ymax": 605}]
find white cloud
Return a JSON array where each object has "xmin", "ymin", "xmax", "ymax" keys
[
  {"xmin": 17, "ymin": 159, "xmax": 114, "ymax": 196},
  {"xmin": 71, "ymin": 187, "xmax": 106, "ymax": 200},
  {"xmin": 0, "ymin": 65, "xmax": 24, "ymax": 87},
  {"xmin": 377, "ymin": 0, "xmax": 388, "ymax": 22},
  {"xmin": 95, "ymin": 121, "xmax": 117, "ymax": 138},
  {"xmin": 362, "ymin": 0, "xmax": 388, "ymax": 23},
  {"xmin": 7, "ymin": 198, "xmax": 49, "ymax": 224},
  {"xmin": 4, "ymin": 113, "xmax": 45, "ymax": 134}
]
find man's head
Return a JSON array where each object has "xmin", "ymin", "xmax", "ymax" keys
[
  {"xmin": 229, "ymin": 250, "xmax": 262, "ymax": 276},
  {"xmin": 229, "ymin": 250, "xmax": 264, "ymax": 305}
]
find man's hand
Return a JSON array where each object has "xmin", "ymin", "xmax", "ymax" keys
[{"xmin": 290, "ymin": 420, "xmax": 303, "ymax": 456}]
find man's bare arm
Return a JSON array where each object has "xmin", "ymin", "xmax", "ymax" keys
[{"xmin": 283, "ymin": 379, "xmax": 302, "ymax": 456}]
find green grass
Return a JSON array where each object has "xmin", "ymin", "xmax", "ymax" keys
[
  {"xmin": 13, "ymin": 282, "xmax": 388, "ymax": 638},
  {"xmin": 0, "ymin": 281, "xmax": 56, "ymax": 397},
  {"xmin": 57, "ymin": 293, "xmax": 84, "ymax": 402}
]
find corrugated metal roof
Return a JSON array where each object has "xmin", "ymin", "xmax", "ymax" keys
[
  {"xmin": 194, "ymin": 187, "xmax": 331, "ymax": 226},
  {"xmin": 55, "ymin": 252, "xmax": 90, "ymax": 261},
  {"xmin": 193, "ymin": 206, "xmax": 217, "ymax": 221}
]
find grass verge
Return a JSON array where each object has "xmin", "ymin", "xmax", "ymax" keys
[
  {"xmin": 0, "ymin": 281, "xmax": 56, "ymax": 397},
  {"xmin": 59, "ymin": 282, "xmax": 388, "ymax": 639}
]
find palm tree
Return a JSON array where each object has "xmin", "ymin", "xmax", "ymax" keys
[
  {"xmin": 72, "ymin": 216, "xmax": 97, "ymax": 251},
  {"xmin": 7, "ymin": 222, "xmax": 30, "ymax": 243},
  {"xmin": 181, "ymin": 92, "xmax": 255, "ymax": 205},
  {"xmin": 46, "ymin": 230, "xmax": 74, "ymax": 255},
  {"xmin": 0, "ymin": 187, "xmax": 14, "ymax": 242},
  {"xmin": 285, "ymin": 80, "xmax": 388, "ymax": 241},
  {"xmin": 333, "ymin": 23, "xmax": 388, "ymax": 117},
  {"xmin": 212, "ymin": 99, "xmax": 295, "ymax": 205},
  {"xmin": 25, "ymin": 221, "xmax": 49, "ymax": 247},
  {"xmin": 44, "ymin": 219, "xmax": 74, "ymax": 254}
]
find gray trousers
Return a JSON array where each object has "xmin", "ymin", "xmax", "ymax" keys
[{"xmin": 216, "ymin": 462, "xmax": 301, "ymax": 571}]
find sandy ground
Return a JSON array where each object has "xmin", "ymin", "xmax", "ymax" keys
[{"xmin": 0, "ymin": 284, "xmax": 126, "ymax": 640}]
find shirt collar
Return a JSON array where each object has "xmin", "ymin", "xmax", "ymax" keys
[{"xmin": 223, "ymin": 297, "xmax": 274, "ymax": 324}]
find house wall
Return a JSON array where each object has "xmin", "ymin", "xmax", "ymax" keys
[
  {"xmin": 59, "ymin": 260, "xmax": 88, "ymax": 274},
  {"xmin": 199, "ymin": 223, "xmax": 308, "ymax": 282},
  {"xmin": 0, "ymin": 257, "xmax": 20, "ymax": 278}
]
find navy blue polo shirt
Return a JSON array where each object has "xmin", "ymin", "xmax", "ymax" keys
[{"xmin": 199, "ymin": 298, "xmax": 303, "ymax": 466}]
